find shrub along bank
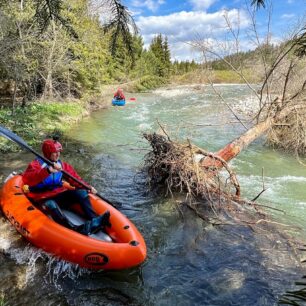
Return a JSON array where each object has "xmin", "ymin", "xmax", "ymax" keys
[{"xmin": 0, "ymin": 100, "xmax": 90, "ymax": 152}]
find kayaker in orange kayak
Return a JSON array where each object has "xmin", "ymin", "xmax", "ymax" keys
[
  {"xmin": 113, "ymin": 88, "xmax": 125, "ymax": 100},
  {"xmin": 22, "ymin": 138, "xmax": 111, "ymax": 235}
]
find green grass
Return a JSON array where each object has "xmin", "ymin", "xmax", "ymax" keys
[
  {"xmin": 213, "ymin": 69, "xmax": 261, "ymax": 83},
  {"xmin": 171, "ymin": 69, "xmax": 262, "ymax": 84},
  {"xmin": 0, "ymin": 294, "xmax": 5, "ymax": 306},
  {"xmin": 0, "ymin": 101, "xmax": 88, "ymax": 152},
  {"xmin": 132, "ymin": 75, "xmax": 167, "ymax": 92}
]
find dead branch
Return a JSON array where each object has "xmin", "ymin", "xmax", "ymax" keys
[{"xmin": 251, "ymin": 168, "xmax": 268, "ymax": 201}]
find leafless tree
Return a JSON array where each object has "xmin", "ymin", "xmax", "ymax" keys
[{"xmin": 191, "ymin": 3, "xmax": 306, "ymax": 163}]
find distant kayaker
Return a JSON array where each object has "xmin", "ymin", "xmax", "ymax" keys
[
  {"xmin": 22, "ymin": 138, "xmax": 111, "ymax": 235},
  {"xmin": 113, "ymin": 88, "xmax": 125, "ymax": 100}
]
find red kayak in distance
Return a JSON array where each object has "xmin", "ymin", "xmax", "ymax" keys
[{"xmin": 129, "ymin": 97, "xmax": 136, "ymax": 101}]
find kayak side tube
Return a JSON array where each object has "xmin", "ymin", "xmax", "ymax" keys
[{"xmin": 112, "ymin": 99, "xmax": 126, "ymax": 106}]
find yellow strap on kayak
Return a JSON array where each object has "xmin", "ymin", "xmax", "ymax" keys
[{"xmin": 22, "ymin": 185, "xmax": 30, "ymax": 193}]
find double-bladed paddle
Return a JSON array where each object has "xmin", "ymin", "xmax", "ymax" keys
[{"xmin": 0, "ymin": 125, "xmax": 140, "ymax": 211}]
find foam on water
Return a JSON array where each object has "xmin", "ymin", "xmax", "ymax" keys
[
  {"xmin": 210, "ymin": 83, "xmax": 251, "ymax": 87},
  {"xmin": 126, "ymin": 105, "xmax": 150, "ymax": 122},
  {"xmin": 137, "ymin": 123, "xmax": 153, "ymax": 131},
  {"xmin": 0, "ymin": 219, "xmax": 22, "ymax": 251},
  {"xmin": 0, "ymin": 234, "xmax": 11, "ymax": 251},
  {"xmin": 0, "ymin": 217, "xmax": 89, "ymax": 289},
  {"xmin": 295, "ymin": 202, "xmax": 306, "ymax": 207},
  {"xmin": 240, "ymin": 174, "xmax": 306, "ymax": 197},
  {"xmin": 276, "ymin": 175, "xmax": 306, "ymax": 183},
  {"xmin": 232, "ymin": 95, "xmax": 261, "ymax": 116},
  {"xmin": 45, "ymin": 257, "xmax": 89, "ymax": 290},
  {"xmin": 0, "ymin": 220, "xmax": 48, "ymax": 286},
  {"xmin": 154, "ymin": 87, "xmax": 195, "ymax": 98},
  {"xmin": 232, "ymin": 158, "xmax": 255, "ymax": 167},
  {"xmin": 241, "ymin": 174, "xmax": 306, "ymax": 184},
  {"xmin": 238, "ymin": 174, "xmax": 306, "ymax": 206}
]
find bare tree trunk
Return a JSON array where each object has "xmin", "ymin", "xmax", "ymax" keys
[
  {"xmin": 15, "ymin": 0, "xmax": 33, "ymax": 105},
  {"xmin": 201, "ymin": 118, "xmax": 272, "ymax": 168},
  {"xmin": 201, "ymin": 105, "xmax": 306, "ymax": 169},
  {"xmin": 43, "ymin": 20, "xmax": 57, "ymax": 99},
  {"xmin": 12, "ymin": 76, "xmax": 17, "ymax": 115},
  {"xmin": 17, "ymin": 0, "xmax": 25, "ymax": 56},
  {"xmin": 67, "ymin": 69, "xmax": 71, "ymax": 97}
]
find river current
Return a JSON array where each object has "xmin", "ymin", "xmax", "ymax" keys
[{"xmin": 1, "ymin": 84, "xmax": 306, "ymax": 305}]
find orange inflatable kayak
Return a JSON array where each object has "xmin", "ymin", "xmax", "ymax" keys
[{"xmin": 0, "ymin": 175, "xmax": 146, "ymax": 270}]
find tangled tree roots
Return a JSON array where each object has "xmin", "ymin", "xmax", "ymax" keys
[
  {"xmin": 143, "ymin": 132, "xmax": 240, "ymax": 203},
  {"xmin": 143, "ymin": 132, "xmax": 262, "ymax": 226},
  {"xmin": 144, "ymin": 133, "xmax": 302, "ymax": 234},
  {"xmin": 267, "ymin": 108, "xmax": 306, "ymax": 156}
]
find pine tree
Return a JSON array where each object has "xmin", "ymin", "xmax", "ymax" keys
[
  {"xmin": 149, "ymin": 34, "xmax": 171, "ymax": 78},
  {"xmin": 163, "ymin": 37, "xmax": 171, "ymax": 77}
]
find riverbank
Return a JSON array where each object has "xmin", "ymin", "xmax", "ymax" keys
[
  {"xmin": 0, "ymin": 80, "xmax": 239, "ymax": 153},
  {"xmin": 0, "ymin": 84, "xmax": 131, "ymax": 152},
  {"xmin": 0, "ymin": 73, "xmax": 258, "ymax": 153},
  {"xmin": 170, "ymin": 68, "xmax": 262, "ymax": 85},
  {"xmin": 0, "ymin": 81, "xmax": 183, "ymax": 152}
]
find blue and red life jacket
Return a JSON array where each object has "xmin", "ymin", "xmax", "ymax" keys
[{"xmin": 30, "ymin": 158, "xmax": 63, "ymax": 192}]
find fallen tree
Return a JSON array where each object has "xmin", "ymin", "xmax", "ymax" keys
[
  {"xmin": 143, "ymin": 129, "xmax": 293, "ymax": 232},
  {"xmin": 142, "ymin": 5, "xmax": 306, "ymax": 228}
]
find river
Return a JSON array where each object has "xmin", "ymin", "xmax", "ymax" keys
[{"xmin": 0, "ymin": 84, "xmax": 306, "ymax": 305}]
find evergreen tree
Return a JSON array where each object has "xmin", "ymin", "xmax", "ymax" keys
[
  {"xmin": 0, "ymin": 0, "xmax": 139, "ymax": 102},
  {"xmin": 163, "ymin": 37, "xmax": 171, "ymax": 76},
  {"xmin": 149, "ymin": 34, "xmax": 171, "ymax": 78}
]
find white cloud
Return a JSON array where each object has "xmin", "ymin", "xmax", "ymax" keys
[
  {"xmin": 281, "ymin": 13, "xmax": 295, "ymax": 19},
  {"xmin": 189, "ymin": 0, "xmax": 216, "ymax": 11},
  {"xmin": 193, "ymin": 37, "xmax": 246, "ymax": 61},
  {"xmin": 131, "ymin": 0, "xmax": 165, "ymax": 12},
  {"xmin": 170, "ymin": 41, "xmax": 203, "ymax": 62},
  {"xmin": 136, "ymin": 9, "xmax": 250, "ymax": 60},
  {"xmin": 138, "ymin": 9, "xmax": 249, "ymax": 39}
]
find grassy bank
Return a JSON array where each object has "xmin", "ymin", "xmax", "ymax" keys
[
  {"xmin": 171, "ymin": 68, "xmax": 262, "ymax": 84},
  {"xmin": 0, "ymin": 83, "xmax": 124, "ymax": 153},
  {"xmin": 0, "ymin": 81, "xmax": 133, "ymax": 152},
  {"xmin": 0, "ymin": 101, "xmax": 88, "ymax": 152}
]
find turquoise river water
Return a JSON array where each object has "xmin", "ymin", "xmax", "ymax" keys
[{"xmin": 1, "ymin": 84, "xmax": 306, "ymax": 305}]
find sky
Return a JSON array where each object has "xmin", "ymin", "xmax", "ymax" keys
[{"xmin": 123, "ymin": 0, "xmax": 306, "ymax": 62}]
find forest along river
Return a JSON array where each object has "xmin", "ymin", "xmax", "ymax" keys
[{"xmin": 1, "ymin": 84, "xmax": 306, "ymax": 305}]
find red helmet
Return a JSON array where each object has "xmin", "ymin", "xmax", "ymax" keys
[{"xmin": 42, "ymin": 139, "xmax": 63, "ymax": 159}]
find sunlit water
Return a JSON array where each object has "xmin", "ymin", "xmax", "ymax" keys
[{"xmin": 1, "ymin": 84, "xmax": 306, "ymax": 305}]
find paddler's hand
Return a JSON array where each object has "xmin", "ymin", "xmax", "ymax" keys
[
  {"xmin": 90, "ymin": 187, "xmax": 97, "ymax": 194},
  {"xmin": 48, "ymin": 162, "xmax": 62, "ymax": 173},
  {"xmin": 62, "ymin": 180, "xmax": 75, "ymax": 190}
]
